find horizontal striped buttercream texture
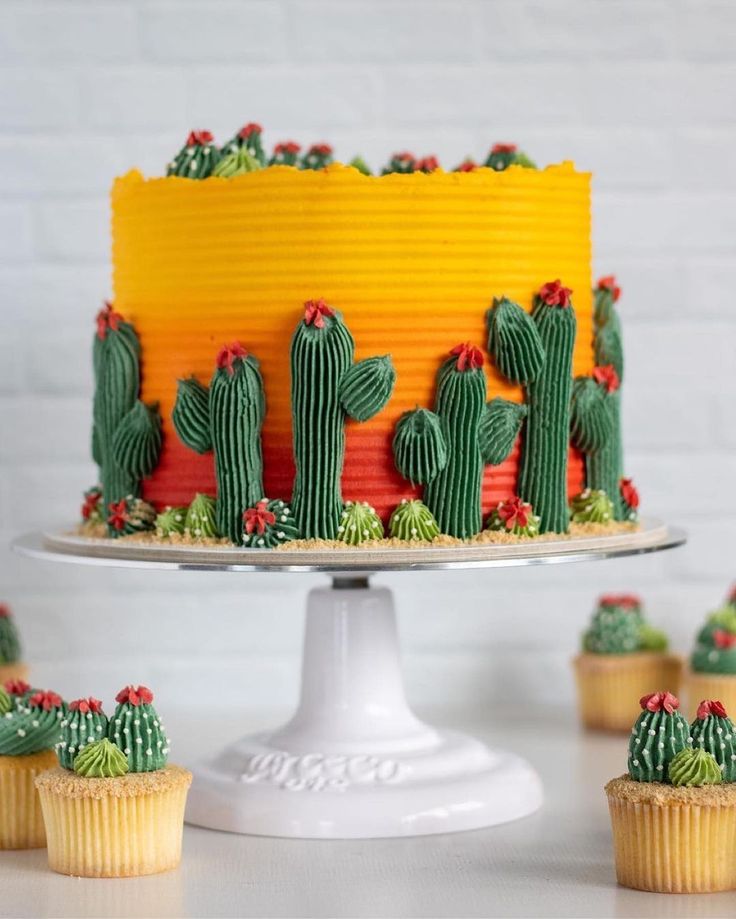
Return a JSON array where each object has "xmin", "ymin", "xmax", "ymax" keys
[{"xmin": 111, "ymin": 163, "xmax": 593, "ymax": 520}]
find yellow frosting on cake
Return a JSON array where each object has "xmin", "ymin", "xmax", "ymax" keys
[{"xmin": 111, "ymin": 162, "xmax": 593, "ymax": 516}]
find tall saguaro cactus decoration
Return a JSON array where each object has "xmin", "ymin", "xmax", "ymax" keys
[
  {"xmin": 486, "ymin": 285, "xmax": 576, "ymax": 533},
  {"xmin": 392, "ymin": 343, "xmax": 526, "ymax": 539},
  {"xmin": 92, "ymin": 303, "xmax": 163, "ymax": 537},
  {"xmin": 290, "ymin": 300, "xmax": 396, "ymax": 540},
  {"xmin": 172, "ymin": 342, "xmax": 266, "ymax": 543}
]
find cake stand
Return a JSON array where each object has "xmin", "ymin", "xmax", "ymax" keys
[{"xmin": 13, "ymin": 520, "xmax": 684, "ymax": 839}]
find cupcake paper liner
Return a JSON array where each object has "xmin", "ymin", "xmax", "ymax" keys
[
  {"xmin": 685, "ymin": 670, "xmax": 736, "ymax": 719},
  {"xmin": 0, "ymin": 749, "xmax": 56, "ymax": 850}
]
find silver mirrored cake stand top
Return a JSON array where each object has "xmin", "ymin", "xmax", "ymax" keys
[
  {"xmin": 12, "ymin": 520, "xmax": 685, "ymax": 840},
  {"xmin": 14, "ymin": 518, "xmax": 685, "ymax": 574}
]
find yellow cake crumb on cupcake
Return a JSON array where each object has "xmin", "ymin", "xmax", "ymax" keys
[{"xmin": 36, "ymin": 685, "xmax": 191, "ymax": 878}]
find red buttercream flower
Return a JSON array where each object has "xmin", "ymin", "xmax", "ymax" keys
[
  {"xmin": 697, "ymin": 699, "xmax": 728, "ymax": 720},
  {"xmin": 304, "ymin": 299, "xmax": 335, "ymax": 329},
  {"xmin": 597, "ymin": 275, "xmax": 621, "ymax": 302},
  {"xmin": 81, "ymin": 490, "xmax": 101, "ymax": 521},
  {"xmin": 450, "ymin": 342, "xmax": 484, "ymax": 371},
  {"xmin": 592, "ymin": 364, "xmax": 620, "ymax": 394},
  {"xmin": 187, "ymin": 130, "xmax": 214, "ymax": 146},
  {"xmin": 216, "ymin": 341, "xmax": 248, "ymax": 375},
  {"xmin": 274, "ymin": 141, "xmax": 301, "ymax": 155},
  {"xmin": 0, "ymin": 603, "xmax": 9, "ymax": 618},
  {"xmin": 538, "ymin": 279, "xmax": 573, "ymax": 308},
  {"xmin": 243, "ymin": 500, "xmax": 277, "ymax": 536},
  {"xmin": 238, "ymin": 123, "xmax": 262, "ymax": 139},
  {"xmin": 107, "ymin": 499, "xmax": 129, "ymax": 532},
  {"xmin": 69, "ymin": 697, "xmax": 104, "ymax": 715},
  {"xmin": 394, "ymin": 152, "xmax": 416, "ymax": 165},
  {"xmin": 457, "ymin": 158, "xmax": 477, "ymax": 172},
  {"xmin": 416, "ymin": 155, "xmax": 439, "ymax": 172},
  {"xmin": 309, "ymin": 143, "xmax": 333, "ymax": 157},
  {"xmin": 598, "ymin": 594, "xmax": 641, "ymax": 610},
  {"xmin": 491, "ymin": 143, "xmax": 517, "ymax": 155},
  {"xmin": 96, "ymin": 301, "xmax": 124, "ymax": 341},
  {"xmin": 115, "ymin": 685, "xmax": 154, "ymax": 706},
  {"xmin": 620, "ymin": 478, "xmax": 640, "ymax": 510},
  {"xmin": 640, "ymin": 691, "xmax": 679, "ymax": 713},
  {"xmin": 496, "ymin": 497, "xmax": 532, "ymax": 531},
  {"xmin": 713, "ymin": 630, "xmax": 736, "ymax": 650},
  {"xmin": 29, "ymin": 690, "xmax": 63, "ymax": 711},
  {"xmin": 4, "ymin": 679, "xmax": 30, "ymax": 696}
]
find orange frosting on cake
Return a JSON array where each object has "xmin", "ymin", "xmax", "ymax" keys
[{"xmin": 111, "ymin": 162, "xmax": 593, "ymax": 519}]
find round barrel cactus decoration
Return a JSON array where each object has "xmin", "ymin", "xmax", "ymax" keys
[
  {"xmin": 242, "ymin": 499, "xmax": 298, "ymax": 548},
  {"xmin": 389, "ymin": 500, "xmax": 440, "ymax": 542},
  {"xmin": 336, "ymin": 502, "xmax": 384, "ymax": 545}
]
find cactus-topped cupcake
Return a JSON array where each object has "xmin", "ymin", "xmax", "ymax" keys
[
  {"xmin": 35, "ymin": 684, "xmax": 191, "ymax": 878},
  {"xmin": 0, "ymin": 603, "xmax": 28, "ymax": 685},
  {"xmin": 573, "ymin": 595, "xmax": 681, "ymax": 732},
  {"xmin": 686, "ymin": 586, "xmax": 736, "ymax": 720},
  {"xmin": 606, "ymin": 691, "xmax": 736, "ymax": 892},
  {"xmin": 0, "ymin": 685, "xmax": 65, "ymax": 849}
]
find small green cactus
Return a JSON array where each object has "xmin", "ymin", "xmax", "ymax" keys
[
  {"xmin": 627, "ymin": 692, "xmax": 689, "ymax": 783},
  {"xmin": 570, "ymin": 488, "xmax": 614, "ymax": 524},
  {"xmin": 92, "ymin": 304, "xmax": 162, "ymax": 537},
  {"xmin": 583, "ymin": 603, "xmax": 641, "ymax": 654},
  {"xmin": 291, "ymin": 301, "xmax": 395, "ymax": 539},
  {"xmin": 381, "ymin": 152, "xmax": 416, "ymax": 174},
  {"xmin": 80, "ymin": 486, "xmax": 104, "ymax": 525},
  {"xmin": 166, "ymin": 130, "xmax": 221, "ymax": 178},
  {"xmin": 242, "ymin": 499, "xmax": 298, "ymax": 548},
  {"xmin": 0, "ymin": 690, "xmax": 65, "ymax": 756},
  {"xmin": 173, "ymin": 343, "xmax": 266, "ymax": 543},
  {"xmin": 484, "ymin": 143, "xmax": 536, "ymax": 171},
  {"xmin": 213, "ymin": 148, "xmax": 262, "ymax": 177},
  {"xmin": 74, "ymin": 738, "xmax": 129, "ymax": 778},
  {"xmin": 269, "ymin": 140, "xmax": 301, "ymax": 166},
  {"xmin": 486, "ymin": 497, "xmax": 540, "ymax": 537},
  {"xmin": 337, "ymin": 502, "xmax": 384, "ymax": 545},
  {"xmin": 108, "ymin": 685, "xmax": 168, "ymax": 773},
  {"xmin": 184, "ymin": 493, "xmax": 218, "ymax": 539},
  {"xmin": 0, "ymin": 604, "xmax": 21, "ymax": 665},
  {"xmin": 155, "ymin": 506, "xmax": 187, "ymax": 537},
  {"xmin": 300, "ymin": 143, "xmax": 333, "ymax": 170},
  {"xmin": 58, "ymin": 698, "xmax": 108, "ymax": 771},
  {"xmin": 348, "ymin": 156, "xmax": 372, "ymax": 175},
  {"xmin": 638, "ymin": 623, "xmax": 669, "ymax": 652},
  {"xmin": 220, "ymin": 123, "xmax": 266, "ymax": 165},
  {"xmin": 388, "ymin": 500, "xmax": 440, "ymax": 541},
  {"xmin": 106, "ymin": 496, "xmax": 156, "ymax": 537},
  {"xmin": 690, "ymin": 700, "xmax": 736, "ymax": 782},
  {"xmin": 668, "ymin": 747, "xmax": 722, "ymax": 786}
]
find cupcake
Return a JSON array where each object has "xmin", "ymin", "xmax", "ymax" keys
[
  {"xmin": 606, "ymin": 692, "xmax": 736, "ymax": 893},
  {"xmin": 573, "ymin": 595, "xmax": 682, "ymax": 731},
  {"xmin": 686, "ymin": 588, "xmax": 736, "ymax": 715},
  {"xmin": 0, "ymin": 603, "xmax": 29, "ymax": 684},
  {"xmin": 0, "ymin": 682, "xmax": 64, "ymax": 849},
  {"xmin": 36, "ymin": 684, "xmax": 191, "ymax": 877}
]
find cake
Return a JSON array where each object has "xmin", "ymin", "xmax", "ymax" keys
[
  {"xmin": 75, "ymin": 127, "xmax": 640, "ymax": 549},
  {"xmin": 573, "ymin": 594, "xmax": 682, "ymax": 731},
  {"xmin": 36, "ymin": 684, "xmax": 191, "ymax": 877},
  {"xmin": 0, "ymin": 603, "xmax": 29, "ymax": 685},
  {"xmin": 606, "ymin": 693, "xmax": 736, "ymax": 893},
  {"xmin": 0, "ymin": 682, "xmax": 64, "ymax": 850},
  {"xmin": 686, "ymin": 585, "xmax": 736, "ymax": 715}
]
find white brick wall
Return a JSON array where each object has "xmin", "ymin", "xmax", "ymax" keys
[{"xmin": 1, "ymin": 0, "xmax": 734, "ymax": 711}]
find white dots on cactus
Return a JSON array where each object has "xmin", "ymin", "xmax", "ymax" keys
[
  {"xmin": 656, "ymin": 764, "xmax": 663, "ymax": 772},
  {"xmin": 31, "ymin": 720, "xmax": 39, "ymax": 728},
  {"xmin": 717, "ymin": 726, "xmax": 723, "ymax": 734},
  {"xmin": 632, "ymin": 759, "xmax": 639, "ymax": 766},
  {"xmin": 61, "ymin": 719, "xmax": 68, "ymax": 728},
  {"xmin": 648, "ymin": 729, "xmax": 655, "ymax": 736},
  {"xmin": 146, "ymin": 748, "xmax": 153, "ymax": 756},
  {"xmin": 157, "ymin": 740, "xmax": 163, "ymax": 747},
  {"xmin": 362, "ymin": 530, "xmax": 369, "ymax": 538},
  {"xmin": 115, "ymin": 718, "xmax": 121, "ymax": 725},
  {"xmin": 16, "ymin": 728, "xmax": 25, "ymax": 737},
  {"xmin": 124, "ymin": 747, "xmax": 130, "ymax": 755},
  {"xmin": 634, "ymin": 738, "xmax": 640, "ymax": 744},
  {"xmin": 281, "ymin": 515, "xmax": 288, "ymax": 523},
  {"xmin": 134, "ymin": 719, "xmax": 140, "ymax": 726},
  {"xmin": 123, "ymin": 727, "xmax": 130, "ymax": 735},
  {"xmin": 658, "ymin": 743, "xmax": 664, "ymax": 750},
  {"xmin": 277, "ymin": 531, "xmax": 285, "ymax": 539},
  {"xmin": 96, "ymin": 725, "xmax": 103, "ymax": 733},
  {"xmin": 154, "ymin": 721, "xmax": 159, "ymax": 728},
  {"xmin": 258, "ymin": 539, "xmax": 264, "ymax": 546},
  {"xmin": 135, "ymin": 737, "xmax": 143, "ymax": 744},
  {"xmin": 87, "ymin": 736, "xmax": 95, "ymax": 743},
  {"xmin": 709, "ymin": 651, "xmax": 718, "ymax": 662},
  {"xmin": 142, "ymin": 712, "xmax": 149, "ymax": 719},
  {"xmin": 337, "ymin": 526, "xmax": 345, "ymax": 533},
  {"xmin": 147, "ymin": 728, "xmax": 152, "ymax": 735}
]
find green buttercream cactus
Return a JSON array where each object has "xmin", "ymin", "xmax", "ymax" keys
[
  {"xmin": 106, "ymin": 496, "xmax": 156, "ymax": 537},
  {"xmin": 213, "ymin": 148, "xmax": 262, "ymax": 177},
  {"xmin": 381, "ymin": 152, "xmax": 416, "ymax": 175},
  {"xmin": 0, "ymin": 690, "xmax": 65, "ymax": 756},
  {"xmin": 690, "ymin": 699, "xmax": 736, "ymax": 782},
  {"xmin": 638, "ymin": 623, "xmax": 669, "ymax": 652},
  {"xmin": 486, "ymin": 497, "xmax": 540, "ymax": 538},
  {"xmin": 349, "ymin": 156, "xmax": 372, "ymax": 176},
  {"xmin": 92, "ymin": 303, "xmax": 162, "ymax": 537},
  {"xmin": 290, "ymin": 300, "xmax": 395, "ymax": 540},
  {"xmin": 486, "ymin": 283, "xmax": 576, "ymax": 533},
  {"xmin": 269, "ymin": 140, "xmax": 301, "ymax": 166},
  {"xmin": 166, "ymin": 129, "xmax": 221, "ymax": 178},
  {"xmin": 57, "ymin": 697, "xmax": 108, "ymax": 771},
  {"xmin": 173, "ymin": 342, "xmax": 266, "ymax": 543},
  {"xmin": 0, "ymin": 604, "xmax": 21, "ymax": 665},
  {"xmin": 484, "ymin": 142, "xmax": 536, "ymax": 171},
  {"xmin": 80, "ymin": 486, "xmax": 104, "ymax": 526},
  {"xmin": 668, "ymin": 747, "xmax": 722, "ymax": 787},
  {"xmin": 627, "ymin": 691, "xmax": 690, "ymax": 782},
  {"xmin": 337, "ymin": 502, "xmax": 384, "ymax": 545},
  {"xmin": 242, "ymin": 499, "xmax": 298, "ymax": 548},
  {"xmin": 74, "ymin": 738, "xmax": 129, "ymax": 778},
  {"xmin": 393, "ymin": 344, "xmax": 524, "ymax": 539},
  {"xmin": 108, "ymin": 685, "xmax": 168, "ymax": 773},
  {"xmin": 389, "ymin": 500, "xmax": 440, "ymax": 542},
  {"xmin": 184, "ymin": 493, "xmax": 218, "ymax": 539},
  {"xmin": 415, "ymin": 155, "xmax": 439, "ymax": 173},
  {"xmin": 220, "ymin": 122, "xmax": 266, "ymax": 166},
  {"xmin": 570, "ymin": 488, "xmax": 614, "ymax": 524},
  {"xmin": 583, "ymin": 598, "xmax": 642, "ymax": 654},
  {"xmin": 155, "ymin": 506, "xmax": 187, "ymax": 538},
  {"xmin": 690, "ymin": 606, "xmax": 736, "ymax": 675},
  {"xmin": 300, "ymin": 143, "xmax": 333, "ymax": 170}
]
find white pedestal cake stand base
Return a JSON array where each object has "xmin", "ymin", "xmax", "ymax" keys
[{"xmin": 14, "ymin": 521, "xmax": 684, "ymax": 839}]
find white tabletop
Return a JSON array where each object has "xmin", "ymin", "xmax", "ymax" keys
[{"xmin": 1, "ymin": 706, "xmax": 735, "ymax": 919}]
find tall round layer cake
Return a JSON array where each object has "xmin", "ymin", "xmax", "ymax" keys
[{"xmin": 111, "ymin": 162, "xmax": 593, "ymax": 521}]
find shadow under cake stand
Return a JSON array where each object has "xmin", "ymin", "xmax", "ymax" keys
[{"xmin": 14, "ymin": 520, "xmax": 684, "ymax": 839}]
